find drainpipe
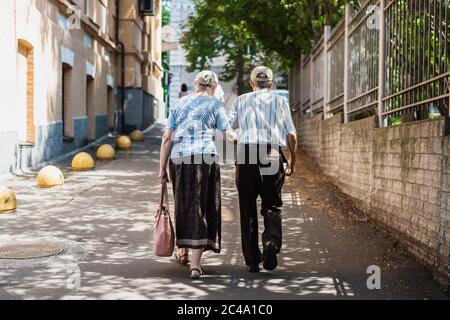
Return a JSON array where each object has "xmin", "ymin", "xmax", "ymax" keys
[{"xmin": 115, "ymin": 0, "xmax": 126, "ymax": 134}]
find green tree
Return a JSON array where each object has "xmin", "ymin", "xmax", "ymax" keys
[
  {"xmin": 162, "ymin": 5, "xmax": 171, "ymax": 72},
  {"xmin": 181, "ymin": 1, "xmax": 277, "ymax": 94},
  {"xmin": 234, "ymin": 0, "xmax": 347, "ymax": 66},
  {"xmin": 182, "ymin": 0, "xmax": 348, "ymax": 81}
]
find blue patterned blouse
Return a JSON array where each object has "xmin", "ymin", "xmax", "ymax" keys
[{"xmin": 168, "ymin": 94, "xmax": 231, "ymax": 159}]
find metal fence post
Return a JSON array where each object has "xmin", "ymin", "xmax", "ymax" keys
[
  {"xmin": 298, "ymin": 58, "xmax": 302, "ymax": 116},
  {"xmin": 324, "ymin": 25, "xmax": 332, "ymax": 120},
  {"xmin": 377, "ymin": 0, "xmax": 386, "ymax": 128},
  {"xmin": 343, "ymin": 4, "xmax": 351, "ymax": 124},
  {"xmin": 310, "ymin": 54, "xmax": 314, "ymax": 118},
  {"xmin": 299, "ymin": 54, "xmax": 305, "ymax": 117},
  {"xmin": 288, "ymin": 69, "xmax": 294, "ymax": 107}
]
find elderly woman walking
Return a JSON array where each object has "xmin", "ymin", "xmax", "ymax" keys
[{"xmin": 159, "ymin": 71, "xmax": 236, "ymax": 279}]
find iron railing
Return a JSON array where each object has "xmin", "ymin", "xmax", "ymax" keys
[
  {"xmin": 301, "ymin": 54, "xmax": 312, "ymax": 114},
  {"xmin": 290, "ymin": 0, "xmax": 450, "ymax": 126},
  {"xmin": 382, "ymin": 0, "xmax": 450, "ymax": 122},
  {"xmin": 347, "ymin": 0, "xmax": 380, "ymax": 118},
  {"xmin": 311, "ymin": 36, "xmax": 326, "ymax": 114},
  {"xmin": 327, "ymin": 20, "xmax": 345, "ymax": 114}
]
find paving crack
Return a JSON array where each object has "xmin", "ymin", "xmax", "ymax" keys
[{"xmin": 60, "ymin": 184, "xmax": 98, "ymax": 207}]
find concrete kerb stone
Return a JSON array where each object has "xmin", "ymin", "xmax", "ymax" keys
[{"xmin": 35, "ymin": 134, "xmax": 112, "ymax": 172}]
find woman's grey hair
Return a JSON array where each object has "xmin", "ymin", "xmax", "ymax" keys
[{"xmin": 195, "ymin": 70, "xmax": 219, "ymax": 89}]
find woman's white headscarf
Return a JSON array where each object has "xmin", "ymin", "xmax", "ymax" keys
[
  {"xmin": 195, "ymin": 70, "xmax": 225, "ymax": 103},
  {"xmin": 214, "ymin": 84, "xmax": 225, "ymax": 102},
  {"xmin": 195, "ymin": 70, "xmax": 219, "ymax": 88}
]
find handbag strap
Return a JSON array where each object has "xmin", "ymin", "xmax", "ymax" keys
[{"xmin": 159, "ymin": 179, "xmax": 170, "ymax": 211}]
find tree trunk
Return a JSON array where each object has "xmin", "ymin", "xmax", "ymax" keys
[{"xmin": 236, "ymin": 52, "xmax": 246, "ymax": 96}]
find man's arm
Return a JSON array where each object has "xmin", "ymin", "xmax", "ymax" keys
[
  {"xmin": 285, "ymin": 133, "xmax": 298, "ymax": 176},
  {"xmin": 228, "ymin": 97, "xmax": 240, "ymax": 130},
  {"xmin": 216, "ymin": 102, "xmax": 238, "ymax": 143},
  {"xmin": 159, "ymin": 129, "xmax": 174, "ymax": 184},
  {"xmin": 282, "ymin": 98, "xmax": 298, "ymax": 176}
]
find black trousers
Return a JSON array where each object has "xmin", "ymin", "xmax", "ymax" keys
[{"xmin": 236, "ymin": 145, "xmax": 286, "ymax": 266}]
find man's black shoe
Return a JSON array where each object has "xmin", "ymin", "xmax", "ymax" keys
[
  {"xmin": 247, "ymin": 265, "xmax": 260, "ymax": 273},
  {"xmin": 263, "ymin": 243, "xmax": 278, "ymax": 271}
]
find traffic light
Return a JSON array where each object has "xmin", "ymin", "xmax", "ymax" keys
[
  {"xmin": 164, "ymin": 72, "xmax": 173, "ymax": 87},
  {"xmin": 163, "ymin": 72, "xmax": 172, "ymax": 105}
]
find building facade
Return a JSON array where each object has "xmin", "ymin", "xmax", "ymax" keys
[
  {"xmin": 0, "ymin": 0, "xmax": 164, "ymax": 174},
  {"xmin": 167, "ymin": 0, "xmax": 235, "ymax": 109}
]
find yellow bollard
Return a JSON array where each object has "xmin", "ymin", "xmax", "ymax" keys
[
  {"xmin": 130, "ymin": 130, "xmax": 145, "ymax": 142},
  {"xmin": 0, "ymin": 186, "xmax": 17, "ymax": 214},
  {"xmin": 36, "ymin": 165, "xmax": 64, "ymax": 188},
  {"xmin": 71, "ymin": 152, "xmax": 95, "ymax": 171},
  {"xmin": 96, "ymin": 144, "xmax": 116, "ymax": 160},
  {"xmin": 116, "ymin": 135, "xmax": 132, "ymax": 150}
]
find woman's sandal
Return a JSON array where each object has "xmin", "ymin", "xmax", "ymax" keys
[
  {"xmin": 175, "ymin": 252, "xmax": 190, "ymax": 265},
  {"xmin": 190, "ymin": 268, "xmax": 204, "ymax": 280}
]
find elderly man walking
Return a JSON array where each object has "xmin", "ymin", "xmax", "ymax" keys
[{"xmin": 228, "ymin": 66, "xmax": 298, "ymax": 273}]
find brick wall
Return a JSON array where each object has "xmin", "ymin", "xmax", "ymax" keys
[
  {"xmin": 297, "ymin": 113, "xmax": 450, "ymax": 284},
  {"xmin": 0, "ymin": 0, "xmax": 110, "ymax": 173},
  {"xmin": 339, "ymin": 117, "xmax": 375, "ymax": 212},
  {"xmin": 439, "ymin": 136, "xmax": 450, "ymax": 282},
  {"xmin": 320, "ymin": 114, "xmax": 342, "ymax": 180},
  {"xmin": 298, "ymin": 113, "xmax": 322, "ymax": 162}
]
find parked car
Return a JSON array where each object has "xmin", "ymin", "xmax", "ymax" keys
[{"xmin": 272, "ymin": 89, "xmax": 289, "ymax": 100}]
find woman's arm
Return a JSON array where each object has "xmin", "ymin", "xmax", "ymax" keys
[
  {"xmin": 223, "ymin": 130, "xmax": 238, "ymax": 144},
  {"xmin": 159, "ymin": 129, "xmax": 174, "ymax": 184}
]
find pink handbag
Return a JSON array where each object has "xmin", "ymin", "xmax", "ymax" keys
[{"xmin": 153, "ymin": 179, "xmax": 175, "ymax": 257}]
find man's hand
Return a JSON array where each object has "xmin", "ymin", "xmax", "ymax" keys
[
  {"xmin": 285, "ymin": 133, "xmax": 298, "ymax": 177},
  {"xmin": 159, "ymin": 169, "xmax": 168, "ymax": 184},
  {"xmin": 285, "ymin": 161, "xmax": 295, "ymax": 176},
  {"xmin": 224, "ymin": 130, "xmax": 238, "ymax": 144}
]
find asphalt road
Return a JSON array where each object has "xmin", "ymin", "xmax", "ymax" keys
[{"xmin": 0, "ymin": 124, "xmax": 448, "ymax": 300}]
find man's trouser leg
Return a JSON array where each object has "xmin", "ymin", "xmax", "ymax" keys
[
  {"xmin": 236, "ymin": 162, "xmax": 262, "ymax": 267},
  {"xmin": 261, "ymin": 157, "xmax": 285, "ymax": 254}
]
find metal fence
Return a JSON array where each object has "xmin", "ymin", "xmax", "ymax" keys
[
  {"xmin": 301, "ymin": 54, "xmax": 312, "ymax": 113},
  {"xmin": 311, "ymin": 37, "xmax": 326, "ymax": 114},
  {"xmin": 327, "ymin": 21, "xmax": 345, "ymax": 114},
  {"xmin": 290, "ymin": 0, "xmax": 450, "ymax": 126}
]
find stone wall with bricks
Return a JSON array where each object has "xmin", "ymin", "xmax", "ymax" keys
[
  {"xmin": 438, "ymin": 136, "xmax": 450, "ymax": 282},
  {"xmin": 296, "ymin": 113, "xmax": 450, "ymax": 284},
  {"xmin": 338, "ymin": 116, "xmax": 376, "ymax": 213},
  {"xmin": 0, "ymin": 0, "xmax": 164, "ymax": 174},
  {"xmin": 319, "ymin": 114, "xmax": 342, "ymax": 181},
  {"xmin": 297, "ymin": 113, "xmax": 322, "ymax": 162}
]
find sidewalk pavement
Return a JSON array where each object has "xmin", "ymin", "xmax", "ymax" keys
[{"xmin": 0, "ymin": 124, "xmax": 448, "ymax": 300}]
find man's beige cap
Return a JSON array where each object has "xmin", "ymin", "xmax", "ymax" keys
[{"xmin": 250, "ymin": 66, "xmax": 274, "ymax": 83}]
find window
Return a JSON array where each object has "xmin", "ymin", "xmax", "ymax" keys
[
  {"xmin": 86, "ymin": 76, "xmax": 96, "ymax": 141},
  {"xmin": 140, "ymin": 0, "xmax": 155, "ymax": 16},
  {"xmin": 62, "ymin": 63, "xmax": 74, "ymax": 140},
  {"xmin": 84, "ymin": 0, "xmax": 90, "ymax": 16},
  {"xmin": 84, "ymin": 35, "xmax": 93, "ymax": 49},
  {"xmin": 17, "ymin": 40, "xmax": 35, "ymax": 144},
  {"xmin": 59, "ymin": 14, "xmax": 69, "ymax": 31},
  {"xmin": 107, "ymin": 86, "xmax": 116, "ymax": 131},
  {"xmin": 104, "ymin": 51, "xmax": 111, "ymax": 63}
]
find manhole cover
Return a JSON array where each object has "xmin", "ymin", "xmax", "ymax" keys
[{"xmin": 0, "ymin": 244, "xmax": 65, "ymax": 259}]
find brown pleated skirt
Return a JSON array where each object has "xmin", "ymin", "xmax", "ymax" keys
[{"xmin": 169, "ymin": 157, "xmax": 222, "ymax": 253}]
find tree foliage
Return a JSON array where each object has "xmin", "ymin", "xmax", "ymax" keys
[
  {"xmin": 182, "ymin": 0, "xmax": 348, "ymax": 73},
  {"xmin": 162, "ymin": 5, "xmax": 171, "ymax": 71},
  {"xmin": 181, "ymin": 0, "xmax": 277, "ymax": 94}
]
